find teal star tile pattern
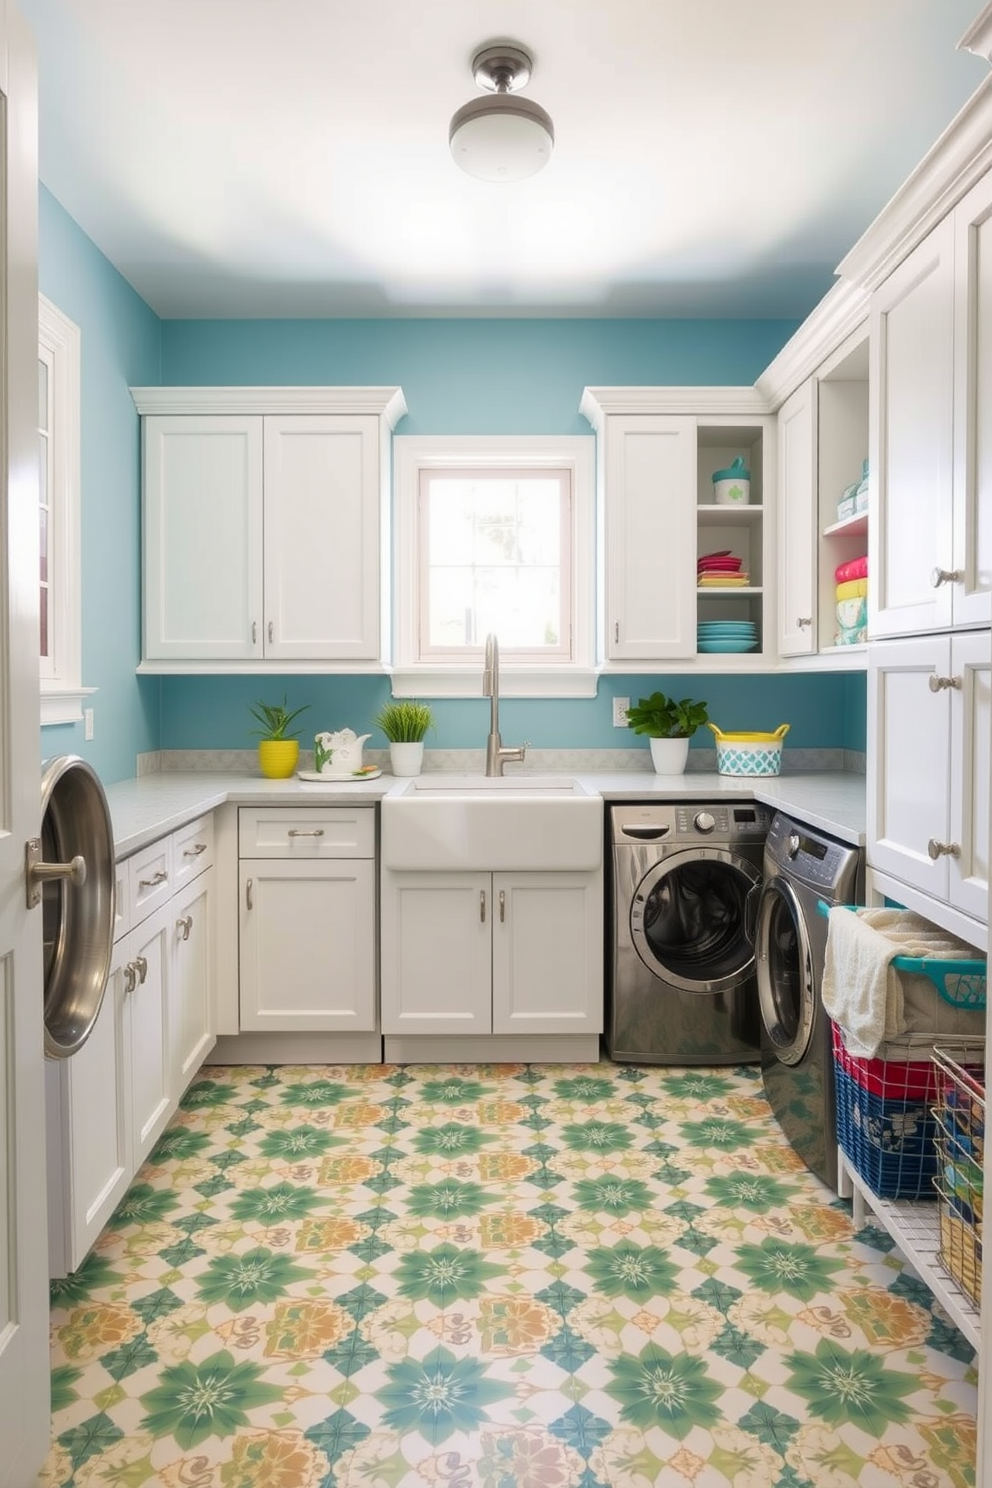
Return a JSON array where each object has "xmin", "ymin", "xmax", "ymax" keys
[{"xmin": 41, "ymin": 1061, "xmax": 978, "ymax": 1486}]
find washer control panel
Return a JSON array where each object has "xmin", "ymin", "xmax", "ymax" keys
[{"xmin": 612, "ymin": 802, "xmax": 772, "ymax": 844}]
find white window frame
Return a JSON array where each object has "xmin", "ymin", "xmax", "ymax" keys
[
  {"xmin": 391, "ymin": 435, "xmax": 597, "ymax": 698},
  {"xmin": 39, "ymin": 295, "xmax": 92, "ymax": 725}
]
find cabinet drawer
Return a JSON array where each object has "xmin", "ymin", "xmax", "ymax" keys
[
  {"xmin": 126, "ymin": 837, "xmax": 173, "ymax": 925},
  {"xmin": 239, "ymin": 806, "xmax": 375, "ymax": 859},
  {"xmin": 173, "ymin": 813, "xmax": 215, "ymax": 888}
]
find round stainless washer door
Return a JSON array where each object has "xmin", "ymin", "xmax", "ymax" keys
[
  {"xmin": 756, "ymin": 875, "xmax": 815, "ymax": 1066},
  {"xmin": 38, "ymin": 755, "xmax": 116, "ymax": 1059},
  {"xmin": 629, "ymin": 846, "xmax": 762, "ymax": 995}
]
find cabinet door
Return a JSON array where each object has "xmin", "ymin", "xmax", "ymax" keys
[
  {"xmin": 948, "ymin": 630, "xmax": 991, "ymax": 922},
  {"xmin": 239, "ymin": 859, "xmax": 376, "ymax": 1031},
  {"xmin": 491, "ymin": 872, "xmax": 604, "ymax": 1035},
  {"xmin": 776, "ymin": 380, "xmax": 817, "ymax": 655},
  {"xmin": 605, "ymin": 415, "xmax": 696, "ymax": 659},
  {"xmin": 870, "ymin": 218, "xmax": 955, "ymax": 637},
  {"xmin": 867, "ymin": 636, "xmax": 952, "ymax": 899},
  {"xmin": 128, "ymin": 905, "xmax": 173, "ymax": 1167},
  {"xmin": 46, "ymin": 937, "xmax": 132, "ymax": 1277},
  {"xmin": 952, "ymin": 173, "xmax": 992, "ymax": 628},
  {"xmin": 380, "ymin": 872, "xmax": 492, "ymax": 1035},
  {"xmin": 172, "ymin": 868, "xmax": 216, "ymax": 1092},
  {"xmin": 143, "ymin": 415, "xmax": 263, "ymax": 660},
  {"xmin": 263, "ymin": 415, "xmax": 380, "ymax": 659}
]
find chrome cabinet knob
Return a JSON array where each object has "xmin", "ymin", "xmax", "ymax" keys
[
  {"xmin": 928, "ymin": 838, "xmax": 961, "ymax": 860},
  {"xmin": 928, "ymin": 674, "xmax": 962, "ymax": 692},
  {"xmin": 931, "ymin": 567, "xmax": 963, "ymax": 588},
  {"xmin": 797, "ymin": 616, "xmax": 812, "ymax": 628}
]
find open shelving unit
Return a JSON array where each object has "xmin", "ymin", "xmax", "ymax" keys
[
  {"xmin": 696, "ymin": 423, "xmax": 768, "ymax": 655},
  {"xmin": 816, "ymin": 334, "xmax": 869, "ymax": 655}
]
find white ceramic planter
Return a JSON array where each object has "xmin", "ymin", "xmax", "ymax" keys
[
  {"xmin": 389, "ymin": 741, "xmax": 425, "ymax": 777},
  {"xmin": 649, "ymin": 736, "xmax": 690, "ymax": 775}
]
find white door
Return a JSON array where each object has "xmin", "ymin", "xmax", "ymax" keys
[
  {"xmin": 172, "ymin": 868, "xmax": 216, "ymax": 1090},
  {"xmin": 776, "ymin": 380, "xmax": 817, "ymax": 655},
  {"xmin": 867, "ymin": 636, "xmax": 952, "ymax": 899},
  {"xmin": 605, "ymin": 414, "xmax": 696, "ymax": 659},
  {"xmin": 128, "ymin": 906, "xmax": 173, "ymax": 1168},
  {"xmin": 952, "ymin": 172, "xmax": 992, "ymax": 629},
  {"xmin": 949, "ymin": 631, "xmax": 991, "ymax": 923},
  {"xmin": 239, "ymin": 859, "xmax": 376, "ymax": 1031},
  {"xmin": 0, "ymin": 5, "xmax": 51, "ymax": 1480},
  {"xmin": 142, "ymin": 414, "xmax": 263, "ymax": 660},
  {"xmin": 380, "ymin": 872, "xmax": 492, "ymax": 1035},
  {"xmin": 869, "ymin": 217, "xmax": 955, "ymax": 638},
  {"xmin": 491, "ymin": 872, "xmax": 604, "ymax": 1035},
  {"xmin": 263, "ymin": 415, "xmax": 380, "ymax": 660}
]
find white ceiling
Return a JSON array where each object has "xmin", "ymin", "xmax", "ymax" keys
[{"xmin": 20, "ymin": 0, "xmax": 990, "ymax": 321}]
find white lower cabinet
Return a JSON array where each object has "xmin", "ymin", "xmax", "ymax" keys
[
  {"xmin": 381, "ymin": 869, "xmax": 603, "ymax": 1037},
  {"xmin": 47, "ymin": 816, "xmax": 216, "ymax": 1276},
  {"xmin": 237, "ymin": 806, "xmax": 377, "ymax": 1033},
  {"xmin": 868, "ymin": 630, "xmax": 990, "ymax": 938}
]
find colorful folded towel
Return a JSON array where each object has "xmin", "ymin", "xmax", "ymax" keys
[
  {"xmin": 836, "ymin": 577, "xmax": 868, "ymax": 602},
  {"xmin": 834, "ymin": 626, "xmax": 867, "ymax": 646},
  {"xmin": 835, "ymin": 555, "xmax": 868, "ymax": 584},
  {"xmin": 697, "ymin": 573, "xmax": 750, "ymax": 587}
]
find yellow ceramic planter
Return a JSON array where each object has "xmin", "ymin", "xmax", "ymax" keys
[{"xmin": 258, "ymin": 739, "xmax": 299, "ymax": 779}]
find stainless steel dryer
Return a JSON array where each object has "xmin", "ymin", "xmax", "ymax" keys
[
  {"xmin": 756, "ymin": 811, "xmax": 864, "ymax": 1192},
  {"xmin": 607, "ymin": 801, "xmax": 772, "ymax": 1064}
]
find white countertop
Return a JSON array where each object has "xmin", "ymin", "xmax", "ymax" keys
[{"xmin": 104, "ymin": 768, "xmax": 866, "ymax": 858}]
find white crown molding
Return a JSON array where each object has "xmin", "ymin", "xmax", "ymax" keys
[
  {"xmin": 130, "ymin": 385, "xmax": 408, "ymax": 426},
  {"xmin": 959, "ymin": 4, "xmax": 992, "ymax": 61},
  {"xmin": 837, "ymin": 74, "xmax": 992, "ymax": 291},
  {"xmin": 579, "ymin": 385, "xmax": 769, "ymax": 428},
  {"xmin": 755, "ymin": 281, "xmax": 869, "ymax": 411}
]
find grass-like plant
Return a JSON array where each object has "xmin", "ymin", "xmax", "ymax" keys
[
  {"xmin": 626, "ymin": 691, "xmax": 709, "ymax": 739},
  {"xmin": 374, "ymin": 699, "xmax": 434, "ymax": 743},
  {"xmin": 248, "ymin": 696, "xmax": 310, "ymax": 741}
]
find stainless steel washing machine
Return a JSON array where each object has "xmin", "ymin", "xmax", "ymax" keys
[
  {"xmin": 756, "ymin": 811, "xmax": 864, "ymax": 1192},
  {"xmin": 607, "ymin": 801, "xmax": 772, "ymax": 1064}
]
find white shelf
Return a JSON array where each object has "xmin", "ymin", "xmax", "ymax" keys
[
  {"xmin": 697, "ymin": 586, "xmax": 763, "ymax": 597},
  {"xmin": 823, "ymin": 511, "xmax": 868, "ymax": 538},
  {"xmin": 838, "ymin": 1150, "xmax": 980, "ymax": 1351},
  {"xmin": 698, "ymin": 504, "xmax": 763, "ymax": 526}
]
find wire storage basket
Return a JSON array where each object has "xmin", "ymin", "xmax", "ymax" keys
[
  {"xmin": 833, "ymin": 1023, "xmax": 985, "ymax": 1200},
  {"xmin": 932, "ymin": 1045, "xmax": 985, "ymax": 1308}
]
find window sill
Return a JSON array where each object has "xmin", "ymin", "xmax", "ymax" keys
[
  {"xmin": 388, "ymin": 666, "xmax": 600, "ymax": 700},
  {"xmin": 41, "ymin": 685, "xmax": 96, "ymax": 726}
]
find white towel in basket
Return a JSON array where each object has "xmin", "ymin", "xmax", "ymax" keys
[{"xmin": 822, "ymin": 906, "xmax": 984, "ymax": 1059}]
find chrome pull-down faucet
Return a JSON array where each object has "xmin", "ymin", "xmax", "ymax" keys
[{"xmin": 483, "ymin": 633, "xmax": 527, "ymax": 776}]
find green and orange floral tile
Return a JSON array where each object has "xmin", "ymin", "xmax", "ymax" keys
[{"xmin": 41, "ymin": 1062, "xmax": 977, "ymax": 1487}]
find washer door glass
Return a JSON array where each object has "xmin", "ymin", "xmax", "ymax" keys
[
  {"xmin": 756, "ymin": 876, "xmax": 815, "ymax": 1065},
  {"xmin": 630, "ymin": 849, "xmax": 761, "ymax": 994}
]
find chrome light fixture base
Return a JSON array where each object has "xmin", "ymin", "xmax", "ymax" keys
[{"xmin": 450, "ymin": 42, "xmax": 554, "ymax": 183}]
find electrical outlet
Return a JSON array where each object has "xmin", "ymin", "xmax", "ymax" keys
[
  {"xmin": 84, "ymin": 708, "xmax": 94, "ymax": 741},
  {"xmin": 612, "ymin": 696, "xmax": 630, "ymax": 728}
]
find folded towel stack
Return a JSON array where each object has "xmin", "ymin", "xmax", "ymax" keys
[
  {"xmin": 697, "ymin": 550, "xmax": 750, "ymax": 587},
  {"xmin": 834, "ymin": 555, "xmax": 868, "ymax": 645},
  {"xmin": 822, "ymin": 905, "xmax": 986, "ymax": 1058}
]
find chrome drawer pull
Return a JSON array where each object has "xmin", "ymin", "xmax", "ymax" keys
[
  {"xmin": 268, "ymin": 621, "xmax": 274, "ymax": 643},
  {"xmin": 931, "ymin": 567, "xmax": 963, "ymax": 588},
  {"xmin": 480, "ymin": 890, "xmax": 486, "ymax": 923},
  {"xmin": 138, "ymin": 868, "xmax": 168, "ymax": 888},
  {"xmin": 928, "ymin": 674, "xmax": 962, "ymax": 692},
  {"xmin": 252, "ymin": 621, "xmax": 257, "ymax": 643},
  {"xmin": 288, "ymin": 828, "xmax": 325, "ymax": 838},
  {"xmin": 499, "ymin": 889, "xmax": 506, "ymax": 923},
  {"xmin": 928, "ymin": 838, "xmax": 961, "ymax": 860},
  {"xmin": 133, "ymin": 955, "xmax": 148, "ymax": 984},
  {"xmin": 176, "ymin": 914, "xmax": 193, "ymax": 941},
  {"xmin": 182, "ymin": 842, "xmax": 208, "ymax": 858},
  {"xmin": 124, "ymin": 962, "xmax": 138, "ymax": 995},
  {"xmin": 246, "ymin": 877, "xmax": 253, "ymax": 910}
]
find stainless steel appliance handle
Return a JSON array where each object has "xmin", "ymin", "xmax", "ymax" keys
[{"xmin": 25, "ymin": 843, "xmax": 86, "ymax": 906}]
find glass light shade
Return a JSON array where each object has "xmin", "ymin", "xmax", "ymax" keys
[{"xmin": 449, "ymin": 95, "xmax": 554, "ymax": 182}]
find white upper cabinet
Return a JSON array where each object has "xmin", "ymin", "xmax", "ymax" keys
[
  {"xmin": 776, "ymin": 380, "xmax": 817, "ymax": 656},
  {"xmin": 135, "ymin": 387, "xmax": 406, "ymax": 669},
  {"xmin": 870, "ymin": 171, "xmax": 992, "ymax": 639},
  {"xmin": 602, "ymin": 413, "xmax": 697, "ymax": 660}
]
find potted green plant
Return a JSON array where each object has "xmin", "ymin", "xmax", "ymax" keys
[
  {"xmin": 625, "ymin": 691, "xmax": 709, "ymax": 775},
  {"xmin": 374, "ymin": 699, "xmax": 434, "ymax": 777},
  {"xmin": 248, "ymin": 696, "xmax": 310, "ymax": 779}
]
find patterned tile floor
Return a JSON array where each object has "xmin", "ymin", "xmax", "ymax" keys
[{"xmin": 42, "ymin": 1061, "xmax": 977, "ymax": 1488}]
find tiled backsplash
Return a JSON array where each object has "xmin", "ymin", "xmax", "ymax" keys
[{"xmin": 144, "ymin": 747, "xmax": 865, "ymax": 775}]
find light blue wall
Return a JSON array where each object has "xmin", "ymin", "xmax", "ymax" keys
[
  {"xmin": 37, "ymin": 186, "xmax": 868, "ymax": 769},
  {"xmin": 38, "ymin": 187, "xmax": 161, "ymax": 784}
]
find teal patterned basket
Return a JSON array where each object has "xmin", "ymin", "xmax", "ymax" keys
[{"xmin": 708, "ymin": 723, "xmax": 789, "ymax": 777}]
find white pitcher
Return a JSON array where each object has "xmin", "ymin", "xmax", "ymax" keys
[{"xmin": 314, "ymin": 728, "xmax": 371, "ymax": 774}]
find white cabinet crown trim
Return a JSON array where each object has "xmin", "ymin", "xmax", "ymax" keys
[
  {"xmin": 130, "ymin": 385, "xmax": 408, "ymax": 426},
  {"xmin": 579, "ymin": 385, "xmax": 768, "ymax": 425},
  {"xmin": 755, "ymin": 281, "xmax": 869, "ymax": 412}
]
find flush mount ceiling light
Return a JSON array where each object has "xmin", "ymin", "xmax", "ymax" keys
[{"xmin": 449, "ymin": 43, "xmax": 554, "ymax": 183}]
